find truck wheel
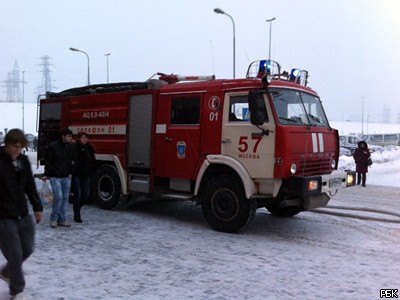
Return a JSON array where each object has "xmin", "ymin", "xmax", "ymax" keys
[
  {"xmin": 266, "ymin": 205, "xmax": 301, "ymax": 217},
  {"xmin": 201, "ymin": 176, "xmax": 256, "ymax": 233},
  {"xmin": 93, "ymin": 164, "xmax": 122, "ymax": 210}
]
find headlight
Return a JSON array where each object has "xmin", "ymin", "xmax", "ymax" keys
[
  {"xmin": 290, "ymin": 163, "xmax": 297, "ymax": 174},
  {"xmin": 331, "ymin": 159, "xmax": 337, "ymax": 169},
  {"xmin": 308, "ymin": 180, "xmax": 319, "ymax": 191},
  {"xmin": 262, "ymin": 74, "xmax": 272, "ymax": 85},
  {"xmin": 347, "ymin": 173, "xmax": 355, "ymax": 186}
]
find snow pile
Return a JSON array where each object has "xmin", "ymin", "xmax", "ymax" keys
[{"xmin": 338, "ymin": 145, "xmax": 400, "ymax": 170}]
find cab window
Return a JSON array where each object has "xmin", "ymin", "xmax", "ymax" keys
[
  {"xmin": 171, "ymin": 96, "xmax": 200, "ymax": 125},
  {"xmin": 229, "ymin": 95, "xmax": 268, "ymax": 122},
  {"xmin": 270, "ymin": 89, "xmax": 329, "ymax": 127}
]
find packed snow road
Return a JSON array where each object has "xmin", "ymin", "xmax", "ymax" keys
[{"xmin": 1, "ymin": 185, "xmax": 399, "ymax": 300}]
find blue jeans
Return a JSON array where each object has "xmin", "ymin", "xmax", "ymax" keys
[
  {"xmin": 73, "ymin": 176, "xmax": 91, "ymax": 217},
  {"xmin": 50, "ymin": 177, "xmax": 71, "ymax": 222}
]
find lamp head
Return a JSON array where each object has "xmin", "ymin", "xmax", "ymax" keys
[
  {"xmin": 214, "ymin": 8, "xmax": 224, "ymax": 14},
  {"xmin": 69, "ymin": 47, "xmax": 79, "ymax": 51}
]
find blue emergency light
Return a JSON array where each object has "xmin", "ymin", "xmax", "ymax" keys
[
  {"xmin": 258, "ymin": 60, "xmax": 273, "ymax": 74},
  {"xmin": 246, "ymin": 59, "xmax": 281, "ymax": 79},
  {"xmin": 288, "ymin": 68, "xmax": 309, "ymax": 86},
  {"xmin": 289, "ymin": 68, "xmax": 301, "ymax": 81}
]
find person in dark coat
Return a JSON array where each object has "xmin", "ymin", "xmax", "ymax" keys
[
  {"xmin": 32, "ymin": 137, "xmax": 38, "ymax": 152},
  {"xmin": 72, "ymin": 132, "xmax": 96, "ymax": 223},
  {"xmin": 353, "ymin": 140, "xmax": 371, "ymax": 187},
  {"xmin": 0, "ymin": 129, "xmax": 43, "ymax": 299},
  {"xmin": 42, "ymin": 128, "xmax": 74, "ymax": 228}
]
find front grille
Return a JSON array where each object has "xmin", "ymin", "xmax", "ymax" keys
[{"xmin": 299, "ymin": 157, "xmax": 331, "ymax": 176}]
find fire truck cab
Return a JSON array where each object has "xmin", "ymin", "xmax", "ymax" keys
[{"xmin": 38, "ymin": 60, "xmax": 355, "ymax": 232}]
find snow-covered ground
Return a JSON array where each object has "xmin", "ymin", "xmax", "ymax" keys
[{"xmin": 1, "ymin": 149, "xmax": 400, "ymax": 299}]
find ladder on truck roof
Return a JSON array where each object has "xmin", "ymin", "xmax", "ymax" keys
[
  {"xmin": 46, "ymin": 82, "xmax": 150, "ymax": 98},
  {"xmin": 46, "ymin": 72, "xmax": 216, "ymax": 99}
]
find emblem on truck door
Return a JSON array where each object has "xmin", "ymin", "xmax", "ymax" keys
[
  {"xmin": 208, "ymin": 96, "xmax": 220, "ymax": 110},
  {"xmin": 177, "ymin": 141, "xmax": 186, "ymax": 159}
]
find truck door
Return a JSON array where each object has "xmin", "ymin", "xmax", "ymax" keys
[
  {"xmin": 155, "ymin": 94, "xmax": 202, "ymax": 180},
  {"xmin": 221, "ymin": 92, "xmax": 276, "ymax": 179},
  {"xmin": 127, "ymin": 94, "xmax": 153, "ymax": 193},
  {"xmin": 38, "ymin": 101, "xmax": 63, "ymax": 163}
]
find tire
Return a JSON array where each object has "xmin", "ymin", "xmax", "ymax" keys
[
  {"xmin": 201, "ymin": 175, "xmax": 256, "ymax": 233},
  {"xmin": 266, "ymin": 205, "xmax": 301, "ymax": 217},
  {"xmin": 92, "ymin": 164, "xmax": 123, "ymax": 210}
]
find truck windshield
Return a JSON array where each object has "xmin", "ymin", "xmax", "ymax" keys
[{"xmin": 270, "ymin": 88, "xmax": 329, "ymax": 127}]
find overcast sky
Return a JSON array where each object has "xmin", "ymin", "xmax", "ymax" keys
[{"xmin": 1, "ymin": 0, "xmax": 399, "ymax": 122}]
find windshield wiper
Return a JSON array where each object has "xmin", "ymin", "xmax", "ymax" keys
[
  {"xmin": 279, "ymin": 116, "xmax": 307, "ymax": 125},
  {"xmin": 279, "ymin": 117, "xmax": 298, "ymax": 123},
  {"xmin": 307, "ymin": 114, "xmax": 322, "ymax": 123}
]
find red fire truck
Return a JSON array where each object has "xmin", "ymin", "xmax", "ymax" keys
[{"xmin": 37, "ymin": 60, "xmax": 355, "ymax": 232}]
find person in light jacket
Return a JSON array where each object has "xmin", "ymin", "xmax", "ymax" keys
[{"xmin": 353, "ymin": 141, "xmax": 371, "ymax": 187}]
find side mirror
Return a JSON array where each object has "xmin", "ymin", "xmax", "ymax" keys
[{"xmin": 248, "ymin": 91, "xmax": 265, "ymax": 126}]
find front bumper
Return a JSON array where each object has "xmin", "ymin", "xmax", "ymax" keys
[
  {"xmin": 286, "ymin": 170, "xmax": 356, "ymax": 198},
  {"xmin": 320, "ymin": 170, "xmax": 356, "ymax": 194}
]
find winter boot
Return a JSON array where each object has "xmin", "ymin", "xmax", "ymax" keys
[{"xmin": 74, "ymin": 214, "xmax": 82, "ymax": 223}]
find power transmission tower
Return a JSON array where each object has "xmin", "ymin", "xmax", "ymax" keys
[
  {"xmin": 2, "ymin": 61, "xmax": 21, "ymax": 102},
  {"xmin": 37, "ymin": 55, "xmax": 54, "ymax": 95}
]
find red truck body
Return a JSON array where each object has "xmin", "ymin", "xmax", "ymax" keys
[{"xmin": 38, "ymin": 61, "xmax": 355, "ymax": 232}]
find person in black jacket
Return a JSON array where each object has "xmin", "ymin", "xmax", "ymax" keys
[
  {"xmin": 72, "ymin": 132, "xmax": 96, "ymax": 223},
  {"xmin": 0, "ymin": 129, "xmax": 43, "ymax": 299},
  {"xmin": 42, "ymin": 128, "xmax": 74, "ymax": 228},
  {"xmin": 353, "ymin": 140, "xmax": 371, "ymax": 187}
]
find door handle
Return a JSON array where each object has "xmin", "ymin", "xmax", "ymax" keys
[
  {"xmin": 221, "ymin": 138, "xmax": 231, "ymax": 144},
  {"xmin": 165, "ymin": 137, "xmax": 172, "ymax": 142}
]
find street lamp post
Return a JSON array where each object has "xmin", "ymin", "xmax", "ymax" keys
[
  {"xmin": 69, "ymin": 47, "xmax": 91, "ymax": 85},
  {"xmin": 22, "ymin": 71, "xmax": 25, "ymax": 131},
  {"xmin": 105, "ymin": 53, "xmax": 111, "ymax": 83},
  {"xmin": 361, "ymin": 97, "xmax": 365, "ymax": 134},
  {"xmin": 266, "ymin": 17, "xmax": 276, "ymax": 62},
  {"xmin": 214, "ymin": 8, "xmax": 236, "ymax": 79}
]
